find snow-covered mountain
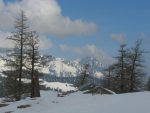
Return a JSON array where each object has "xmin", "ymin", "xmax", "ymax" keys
[
  {"xmin": 79, "ymin": 56, "xmax": 105, "ymax": 78},
  {"xmin": 0, "ymin": 55, "xmax": 105, "ymax": 79},
  {"xmin": 40, "ymin": 57, "xmax": 81, "ymax": 77},
  {"xmin": 80, "ymin": 56, "xmax": 104, "ymax": 69},
  {"xmin": 40, "ymin": 55, "xmax": 105, "ymax": 79}
]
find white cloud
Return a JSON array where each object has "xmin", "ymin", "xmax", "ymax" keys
[
  {"xmin": 110, "ymin": 33, "xmax": 126, "ymax": 44},
  {"xmin": 60, "ymin": 44, "xmax": 99, "ymax": 56},
  {"xmin": 60, "ymin": 44, "xmax": 115, "ymax": 65},
  {"xmin": 39, "ymin": 35, "xmax": 53, "ymax": 49},
  {"xmin": 0, "ymin": 31, "xmax": 13, "ymax": 48},
  {"xmin": 0, "ymin": 0, "xmax": 97, "ymax": 37}
]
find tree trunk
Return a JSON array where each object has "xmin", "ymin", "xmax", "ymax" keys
[{"xmin": 31, "ymin": 47, "xmax": 35, "ymax": 98}]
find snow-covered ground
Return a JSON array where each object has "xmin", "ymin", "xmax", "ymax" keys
[{"xmin": 0, "ymin": 91, "xmax": 150, "ymax": 113}]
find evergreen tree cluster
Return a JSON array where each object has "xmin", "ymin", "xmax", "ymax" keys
[{"xmin": 104, "ymin": 40, "xmax": 146, "ymax": 93}]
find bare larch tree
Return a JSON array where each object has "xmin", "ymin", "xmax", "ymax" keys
[{"xmin": 7, "ymin": 11, "xmax": 29, "ymax": 100}]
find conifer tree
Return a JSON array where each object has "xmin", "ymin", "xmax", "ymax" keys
[
  {"xmin": 7, "ymin": 11, "xmax": 29, "ymax": 100},
  {"xmin": 76, "ymin": 64, "xmax": 90, "ymax": 87},
  {"xmin": 128, "ymin": 40, "xmax": 145, "ymax": 91},
  {"xmin": 25, "ymin": 31, "xmax": 40, "ymax": 97}
]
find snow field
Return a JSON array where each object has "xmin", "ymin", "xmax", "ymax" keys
[{"xmin": 0, "ymin": 91, "xmax": 150, "ymax": 113}]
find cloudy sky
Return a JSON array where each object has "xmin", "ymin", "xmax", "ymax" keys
[{"xmin": 0, "ymin": 0, "xmax": 150, "ymax": 73}]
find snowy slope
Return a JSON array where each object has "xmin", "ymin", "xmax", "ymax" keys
[
  {"xmin": 0, "ymin": 91, "xmax": 150, "ymax": 113},
  {"xmin": 40, "ymin": 81, "xmax": 77, "ymax": 92},
  {"xmin": 20, "ymin": 78, "xmax": 77, "ymax": 92}
]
